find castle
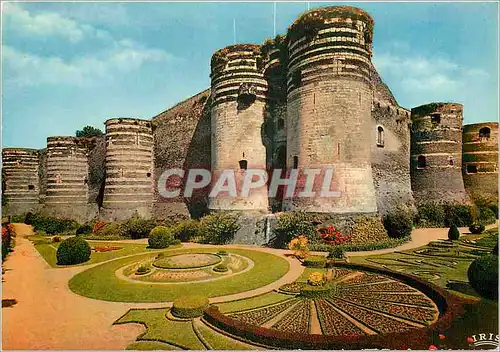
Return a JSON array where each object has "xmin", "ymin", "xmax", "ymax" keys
[{"xmin": 2, "ymin": 6, "xmax": 498, "ymax": 237}]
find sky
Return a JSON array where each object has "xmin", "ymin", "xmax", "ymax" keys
[{"xmin": 2, "ymin": 1, "xmax": 498, "ymax": 149}]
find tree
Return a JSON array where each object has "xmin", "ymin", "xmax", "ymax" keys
[{"xmin": 76, "ymin": 125, "xmax": 104, "ymax": 138}]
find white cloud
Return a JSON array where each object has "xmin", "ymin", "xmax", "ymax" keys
[
  {"xmin": 2, "ymin": 2, "xmax": 93, "ymax": 43},
  {"xmin": 372, "ymin": 45, "xmax": 490, "ymax": 106},
  {"xmin": 2, "ymin": 42, "xmax": 172, "ymax": 87}
]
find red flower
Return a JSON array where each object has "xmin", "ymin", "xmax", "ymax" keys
[
  {"xmin": 467, "ymin": 337, "xmax": 474, "ymax": 344},
  {"xmin": 439, "ymin": 334, "xmax": 446, "ymax": 340},
  {"xmin": 428, "ymin": 345, "xmax": 438, "ymax": 350}
]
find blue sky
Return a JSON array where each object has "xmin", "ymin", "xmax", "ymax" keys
[{"xmin": 2, "ymin": 1, "xmax": 498, "ymax": 149}]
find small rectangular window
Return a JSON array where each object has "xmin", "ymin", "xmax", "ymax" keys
[
  {"xmin": 293, "ymin": 156, "xmax": 298, "ymax": 169},
  {"xmin": 466, "ymin": 164, "xmax": 477, "ymax": 174}
]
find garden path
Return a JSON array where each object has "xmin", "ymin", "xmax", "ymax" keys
[{"xmin": 1, "ymin": 224, "xmax": 304, "ymax": 350}]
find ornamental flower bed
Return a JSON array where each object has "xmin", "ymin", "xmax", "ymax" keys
[
  {"xmin": 229, "ymin": 299, "xmax": 298, "ymax": 326},
  {"xmin": 315, "ymin": 299, "xmax": 365, "ymax": 336},
  {"xmin": 340, "ymin": 292, "xmax": 435, "ymax": 308},
  {"xmin": 327, "ymin": 268, "xmax": 352, "ymax": 281},
  {"xmin": 93, "ymin": 246, "xmax": 122, "ymax": 252},
  {"xmin": 341, "ymin": 273, "xmax": 392, "ymax": 285},
  {"xmin": 327, "ymin": 297, "xmax": 416, "ymax": 334},
  {"xmin": 335, "ymin": 296, "xmax": 437, "ymax": 324},
  {"xmin": 340, "ymin": 280, "xmax": 419, "ymax": 293},
  {"xmin": 288, "ymin": 235, "xmax": 309, "ymax": 259},
  {"xmin": 271, "ymin": 299, "xmax": 311, "ymax": 333},
  {"xmin": 318, "ymin": 225, "xmax": 351, "ymax": 245}
]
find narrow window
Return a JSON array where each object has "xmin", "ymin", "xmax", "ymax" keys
[
  {"xmin": 28, "ymin": 185, "xmax": 35, "ymax": 190},
  {"xmin": 431, "ymin": 113, "xmax": 441, "ymax": 125},
  {"xmin": 448, "ymin": 157, "xmax": 454, "ymax": 166},
  {"xmin": 377, "ymin": 126, "xmax": 384, "ymax": 147},
  {"xmin": 84, "ymin": 178, "xmax": 88, "ymax": 185},
  {"xmin": 239, "ymin": 159, "xmax": 248, "ymax": 170},
  {"xmin": 479, "ymin": 127, "xmax": 491, "ymax": 139},
  {"xmin": 146, "ymin": 172, "xmax": 152, "ymax": 178},
  {"xmin": 417, "ymin": 155, "xmax": 426, "ymax": 169},
  {"xmin": 466, "ymin": 164, "xmax": 478, "ymax": 174},
  {"xmin": 293, "ymin": 156, "xmax": 298, "ymax": 169}
]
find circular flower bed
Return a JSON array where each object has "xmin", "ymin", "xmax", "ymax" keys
[{"xmin": 153, "ymin": 253, "xmax": 222, "ymax": 269}]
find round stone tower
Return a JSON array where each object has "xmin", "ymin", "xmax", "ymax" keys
[
  {"xmin": 44, "ymin": 137, "xmax": 92, "ymax": 220},
  {"xmin": 101, "ymin": 118, "xmax": 154, "ymax": 220},
  {"xmin": 410, "ymin": 103, "xmax": 469, "ymax": 203},
  {"xmin": 209, "ymin": 44, "xmax": 269, "ymax": 212},
  {"xmin": 284, "ymin": 6, "xmax": 377, "ymax": 214},
  {"xmin": 2, "ymin": 148, "xmax": 40, "ymax": 216},
  {"xmin": 462, "ymin": 122, "xmax": 498, "ymax": 199}
]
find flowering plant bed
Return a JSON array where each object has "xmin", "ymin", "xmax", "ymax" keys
[
  {"xmin": 315, "ymin": 299, "xmax": 366, "ymax": 336},
  {"xmin": 279, "ymin": 282, "xmax": 307, "ymax": 294},
  {"xmin": 271, "ymin": 299, "xmax": 311, "ymax": 333},
  {"xmin": 229, "ymin": 299, "xmax": 298, "ymax": 326},
  {"xmin": 318, "ymin": 225, "xmax": 351, "ymax": 245},
  {"xmin": 93, "ymin": 246, "xmax": 122, "ymax": 252}
]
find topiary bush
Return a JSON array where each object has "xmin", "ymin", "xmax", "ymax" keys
[
  {"xmin": 56, "ymin": 236, "xmax": 91, "ymax": 265},
  {"xmin": 172, "ymin": 219, "xmax": 200, "ymax": 242},
  {"xmin": 448, "ymin": 225, "xmax": 460, "ymax": 241},
  {"xmin": 416, "ymin": 202, "xmax": 445, "ymax": 227},
  {"xmin": 148, "ymin": 226, "xmax": 175, "ymax": 249},
  {"xmin": 171, "ymin": 295, "xmax": 210, "ymax": 318},
  {"xmin": 122, "ymin": 214, "xmax": 157, "ymax": 239},
  {"xmin": 136, "ymin": 265, "xmax": 150, "ymax": 275},
  {"xmin": 76, "ymin": 224, "xmax": 93, "ymax": 235},
  {"xmin": 199, "ymin": 213, "xmax": 240, "ymax": 245},
  {"xmin": 467, "ymin": 254, "xmax": 498, "ymax": 299},
  {"xmin": 213, "ymin": 264, "xmax": 228, "ymax": 272},
  {"xmin": 383, "ymin": 208, "xmax": 414, "ymax": 239},
  {"xmin": 303, "ymin": 255, "xmax": 326, "ymax": 268},
  {"xmin": 272, "ymin": 211, "xmax": 317, "ymax": 248},
  {"xmin": 469, "ymin": 223, "xmax": 485, "ymax": 234}
]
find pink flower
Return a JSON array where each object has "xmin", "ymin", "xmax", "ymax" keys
[
  {"xmin": 428, "ymin": 345, "xmax": 438, "ymax": 350},
  {"xmin": 467, "ymin": 337, "xmax": 474, "ymax": 344}
]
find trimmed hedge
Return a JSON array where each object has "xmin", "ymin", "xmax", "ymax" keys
[
  {"xmin": 327, "ymin": 247, "xmax": 345, "ymax": 259},
  {"xmin": 56, "ymin": 236, "xmax": 91, "ymax": 265},
  {"xmin": 148, "ymin": 226, "xmax": 175, "ymax": 249},
  {"xmin": 303, "ymin": 255, "xmax": 326, "ymax": 268},
  {"xmin": 122, "ymin": 215, "xmax": 157, "ymax": 239},
  {"xmin": 467, "ymin": 254, "xmax": 498, "ymax": 300},
  {"xmin": 299, "ymin": 284, "xmax": 336, "ymax": 298},
  {"xmin": 171, "ymin": 295, "xmax": 210, "ymax": 318},
  {"xmin": 213, "ymin": 264, "xmax": 229, "ymax": 272},
  {"xmin": 27, "ymin": 214, "xmax": 80, "ymax": 234},
  {"xmin": 478, "ymin": 207, "xmax": 496, "ymax": 226}
]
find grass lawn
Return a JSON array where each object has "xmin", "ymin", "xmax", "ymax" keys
[
  {"xmin": 27, "ymin": 235, "xmax": 170, "ymax": 268},
  {"xmin": 115, "ymin": 308, "xmax": 258, "ymax": 350},
  {"xmin": 69, "ymin": 247, "xmax": 289, "ymax": 302}
]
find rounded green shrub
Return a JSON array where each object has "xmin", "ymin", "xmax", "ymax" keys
[
  {"xmin": 56, "ymin": 236, "xmax": 91, "ymax": 265},
  {"xmin": 467, "ymin": 254, "xmax": 498, "ymax": 299},
  {"xmin": 448, "ymin": 225, "xmax": 460, "ymax": 241},
  {"xmin": 383, "ymin": 208, "xmax": 414, "ymax": 239},
  {"xmin": 136, "ymin": 265, "xmax": 150, "ymax": 275},
  {"xmin": 172, "ymin": 219, "xmax": 200, "ymax": 242},
  {"xmin": 213, "ymin": 264, "xmax": 228, "ymax": 272},
  {"xmin": 123, "ymin": 215, "xmax": 157, "ymax": 239},
  {"xmin": 300, "ymin": 284, "xmax": 337, "ymax": 299},
  {"xmin": 199, "ymin": 213, "xmax": 240, "ymax": 245},
  {"xmin": 443, "ymin": 203, "xmax": 476, "ymax": 227},
  {"xmin": 76, "ymin": 224, "xmax": 93, "ymax": 235},
  {"xmin": 171, "ymin": 295, "xmax": 210, "ymax": 318},
  {"xmin": 469, "ymin": 223, "xmax": 485, "ymax": 234},
  {"xmin": 272, "ymin": 211, "xmax": 317, "ymax": 248},
  {"xmin": 327, "ymin": 247, "xmax": 345, "ymax": 260},
  {"xmin": 148, "ymin": 226, "xmax": 175, "ymax": 249},
  {"xmin": 303, "ymin": 255, "xmax": 326, "ymax": 268},
  {"xmin": 479, "ymin": 207, "xmax": 496, "ymax": 226}
]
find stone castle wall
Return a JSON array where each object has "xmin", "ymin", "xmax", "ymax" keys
[
  {"xmin": 410, "ymin": 103, "xmax": 469, "ymax": 204},
  {"xmin": 2, "ymin": 5, "xmax": 495, "ymax": 231},
  {"xmin": 284, "ymin": 7, "xmax": 377, "ymax": 214},
  {"xmin": 2, "ymin": 148, "xmax": 40, "ymax": 216},
  {"xmin": 462, "ymin": 122, "xmax": 499, "ymax": 199}
]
